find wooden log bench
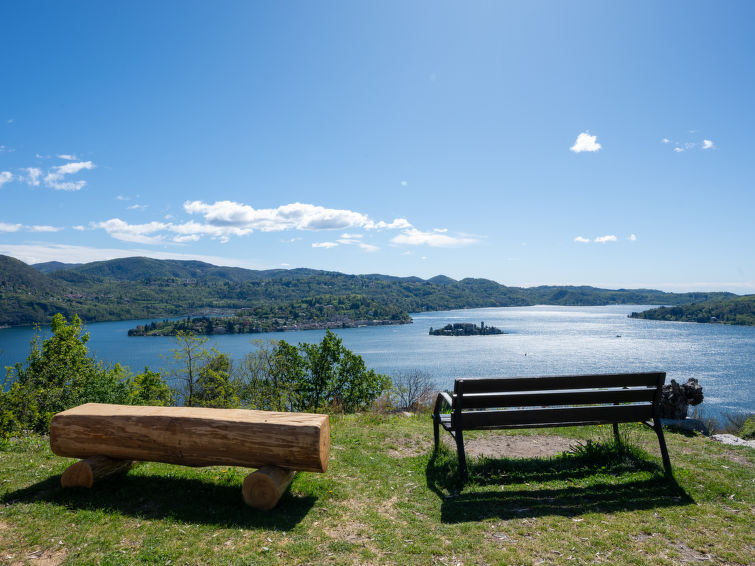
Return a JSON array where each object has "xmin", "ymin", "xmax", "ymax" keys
[
  {"xmin": 50, "ymin": 403, "xmax": 330, "ymax": 510},
  {"xmin": 432, "ymin": 372, "xmax": 672, "ymax": 483}
]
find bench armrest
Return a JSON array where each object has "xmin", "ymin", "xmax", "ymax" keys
[{"xmin": 433, "ymin": 391, "xmax": 453, "ymax": 418}]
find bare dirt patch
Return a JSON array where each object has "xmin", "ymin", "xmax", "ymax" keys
[
  {"xmin": 25, "ymin": 548, "xmax": 68, "ymax": 566},
  {"xmin": 723, "ymin": 451, "xmax": 753, "ymax": 466},
  {"xmin": 670, "ymin": 541, "xmax": 716, "ymax": 563},
  {"xmin": 464, "ymin": 434, "xmax": 581, "ymax": 459},
  {"xmin": 324, "ymin": 520, "xmax": 373, "ymax": 545},
  {"xmin": 385, "ymin": 434, "xmax": 433, "ymax": 458}
]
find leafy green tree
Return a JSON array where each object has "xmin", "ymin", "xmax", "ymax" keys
[
  {"xmin": 238, "ymin": 332, "xmax": 389, "ymax": 413},
  {"xmin": 194, "ymin": 352, "xmax": 239, "ymax": 408},
  {"xmin": 239, "ymin": 340, "xmax": 305, "ymax": 411},
  {"xmin": 1, "ymin": 314, "xmax": 130, "ymax": 435},
  {"xmin": 127, "ymin": 367, "xmax": 174, "ymax": 406},
  {"xmin": 297, "ymin": 330, "xmax": 390, "ymax": 412}
]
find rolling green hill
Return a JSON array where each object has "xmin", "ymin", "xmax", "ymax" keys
[{"xmin": 0, "ymin": 254, "xmax": 736, "ymax": 326}]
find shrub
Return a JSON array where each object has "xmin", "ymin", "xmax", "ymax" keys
[
  {"xmin": 238, "ymin": 331, "xmax": 390, "ymax": 413},
  {"xmin": 739, "ymin": 414, "xmax": 755, "ymax": 439}
]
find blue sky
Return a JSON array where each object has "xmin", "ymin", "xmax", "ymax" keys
[{"xmin": 1, "ymin": 1, "xmax": 753, "ymax": 292}]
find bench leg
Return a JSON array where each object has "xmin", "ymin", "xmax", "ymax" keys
[
  {"xmin": 652, "ymin": 419, "xmax": 673, "ymax": 477},
  {"xmin": 433, "ymin": 415, "xmax": 440, "ymax": 451},
  {"xmin": 242, "ymin": 466, "xmax": 297, "ymax": 510},
  {"xmin": 455, "ymin": 430, "xmax": 469, "ymax": 484},
  {"xmin": 61, "ymin": 456, "xmax": 133, "ymax": 488}
]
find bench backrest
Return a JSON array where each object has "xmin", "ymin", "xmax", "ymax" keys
[{"xmin": 451, "ymin": 372, "xmax": 665, "ymax": 430}]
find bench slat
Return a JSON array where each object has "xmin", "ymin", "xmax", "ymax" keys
[
  {"xmin": 455, "ymin": 403, "xmax": 653, "ymax": 429},
  {"xmin": 457, "ymin": 387, "xmax": 657, "ymax": 409},
  {"xmin": 457, "ymin": 372, "xmax": 664, "ymax": 394}
]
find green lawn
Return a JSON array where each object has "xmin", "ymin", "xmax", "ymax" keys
[{"xmin": 1, "ymin": 414, "xmax": 753, "ymax": 565}]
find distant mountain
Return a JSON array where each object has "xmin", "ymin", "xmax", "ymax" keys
[
  {"xmin": 0, "ymin": 254, "xmax": 737, "ymax": 327},
  {"xmin": 0, "ymin": 255, "xmax": 62, "ymax": 294},
  {"xmin": 48, "ymin": 256, "xmax": 327, "ymax": 284},
  {"xmin": 32, "ymin": 261, "xmax": 82, "ymax": 273},
  {"xmin": 428, "ymin": 275, "xmax": 456, "ymax": 285}
]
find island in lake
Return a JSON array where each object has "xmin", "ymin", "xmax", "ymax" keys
[
  {"xmin": 429, "ymin": 321, "xmax": 503, "ymax": 336},
  {"xmin": 128, "ymin": 294, "xmax": 412, "ymax": 336}
]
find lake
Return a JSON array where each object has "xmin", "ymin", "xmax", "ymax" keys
[{"xmin": 1, "ymin": 305, "xmax": 753, "ymax": 420}]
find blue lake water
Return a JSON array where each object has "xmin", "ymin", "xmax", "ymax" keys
[{"xmin": 1, "ymin": 305, "xmax": 753, "ymax": 419}]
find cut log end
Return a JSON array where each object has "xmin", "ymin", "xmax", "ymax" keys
[
  {"xmin": 242, "ymin": 466, "xmax": 297, "ymax": 510},
  {"xmin": 61, "ymin": 456, "xmax": 133, "ymax": 488}
]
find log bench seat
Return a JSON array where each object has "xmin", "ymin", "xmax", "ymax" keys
[
  {"xmin": 50, "ymin": 403, "xmax": 330, "ymax": 510},
  {"xmin": 432, "ymin": 372, "xmax": 672, "ymax": 483}
]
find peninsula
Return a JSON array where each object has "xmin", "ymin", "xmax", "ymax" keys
[{"xmin": 629, "ymin": 295, "xmax": 755, "ymax": 326}]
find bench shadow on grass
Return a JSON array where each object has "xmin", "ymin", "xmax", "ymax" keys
[
  {"xmin": 426, "ymin": 446, "xmax": 694, "ymax": 523},
  {"xmin": 2, "ymin": 471, "xmax": 315, "ymax": 530}
]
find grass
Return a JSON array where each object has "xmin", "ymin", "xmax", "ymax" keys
[{"xmin": 1, "ymin": 414, "xmax": 753, "ymax": 565}]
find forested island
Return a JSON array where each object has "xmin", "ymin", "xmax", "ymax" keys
[
  {"xmin": 0, "ymin": 254, "xmax": 737, "ymax": 327},
  {"xmin": 429, "ymin": 322, "xmax": 503, "ymax": 336},
  {"xmin": 630, "ymin": 295, "xmax": 755, "ymax": 326},
  {"xmin": 128, "ymin": 295, "xmax": 411, "ymax": 336}
]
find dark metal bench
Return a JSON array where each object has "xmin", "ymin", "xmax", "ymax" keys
[{"xmin": 432, "ymin": 372, "xmax": 672, "ymax": 482}]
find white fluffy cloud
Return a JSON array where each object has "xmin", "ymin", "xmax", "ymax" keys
[
  {"xmin": 184, "ymin": 200, "xmax": 411, "ymax": 233},
  {"xmin": 93, "ymin": 218, "xmax": 168, "ymax": 244},
  {"xmin": 594, "ymin": 235, "xmax": 617, "ymax": 243},
  {"xmin": 57, "ymin": 154, "xmax": 78, "ymax": 161},
  {"xmin": 0, "ymin": 222, "xmax": 22, "ymax": 232},
  {"xmin": 391, "ymin": 228, "xmax": 477, "ymax": 248},
  {"xmin": 24, "ymin": 168, "xmax": 42, "ymax": 186},
  {"xmin": 570, "ymin": 132, "xmax": 602, "ymax": 153},
  {"xmin": 28, "ymin": 225, "xmax": 62, "ymax": 232},
  {"xmin": 575, "ymin": 234, "xmax": 629, "ymax": 244},
  {"xmin": 0, "ymin": 222, "xmax": 60, "ymax": 233},
  {"xmin": 44, "ymin": 161, "xmax": 94, "ymax": 190},
  {"xmin": 173, "ymin": 234, "xmax": 200, "ymax": 243},
  {"xmin": 90, "ymin": 200, "xmax": 467, "ymax": 251},
  {"xmin": 702, "ymin": 139, "xmax": 715, "ymax": 149},
  {"xmin": 0, "ymin": 171, "xmax": 12, "ymax": 188}
]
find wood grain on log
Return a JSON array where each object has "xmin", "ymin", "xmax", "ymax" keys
[
  {"xmin": 60, "ymin": 455, "xmax": 133, "ymax": 488},
  {"xmin": 50, "ymin": 403, "xmax": 330, "ymax": 473},
  {"xmin": 242, "ymin": 466, "xmax": 297, "ymax": 510}
]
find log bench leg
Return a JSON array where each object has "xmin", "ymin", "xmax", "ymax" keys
[
  {"xmin": 242, "ymin": 466, "xmax": 297, "ymax": 510},
  {"xmin": 61, "ymin": 456, "xmax": 134, "ymax": 488}
]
